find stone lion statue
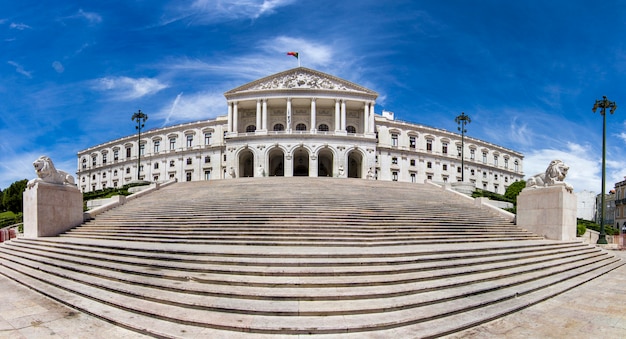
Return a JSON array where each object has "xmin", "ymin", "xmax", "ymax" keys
[
  {"xmin": 27, "ymin": 156, "xmax": 76, "ymax": 189},
  {"xmin": 526, "ymin": 159, "xmax": 573, "ymax": 193}
]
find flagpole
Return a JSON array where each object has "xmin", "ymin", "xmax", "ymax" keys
[{"xmin": 298, "ymin": 56, "xmax": 301, "ymax": 67}]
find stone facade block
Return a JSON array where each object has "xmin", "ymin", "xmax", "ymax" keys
[
  {"xmin": 517, "ymin": 185, "xmax": 577, "ymax": 241},
  {"xmin": 23, "ymin": 183, "xmax": 83, "ymax": 238}
]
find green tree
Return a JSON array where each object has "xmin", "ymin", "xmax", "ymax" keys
[
  {"xmin": 2, "ymin": 179, "xmax": 27, "ymax": 213},
  {"xmin": 504, "ymin": 180, "xmax": 526, "ymax": 202},
  {"xmin": 0, "ymin": 188, "xmax": 4, "ymax": 211}
]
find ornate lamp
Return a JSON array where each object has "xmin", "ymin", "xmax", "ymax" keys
[
  {"xmin": 455, "ymin": 112, "xmax": 471, "ymax": 182},
  {"xmin": 132, "ymin": 110, "xmax": 148, "ymax": 181},
  {"xmin": 592, "ymin": 96, "xmax": 617, "ymax": 244}
]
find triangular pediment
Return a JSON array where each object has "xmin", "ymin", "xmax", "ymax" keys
[{"xmin": 225, "ymin": 67, "xmax": 377, "ymax": 97}]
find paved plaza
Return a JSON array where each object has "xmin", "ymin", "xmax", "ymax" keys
[{"xmin": 0, "ymin": 250, "xmax": 623, "ymax": 338}]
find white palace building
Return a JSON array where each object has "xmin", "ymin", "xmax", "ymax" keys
[{"xmin": 77, "ymin": 67, "xmax": 524, "ymax": 193}]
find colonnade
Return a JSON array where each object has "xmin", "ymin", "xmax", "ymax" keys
[{"xmin": 227, "ymin": 98, "xmax": 376, "ymax": 134}]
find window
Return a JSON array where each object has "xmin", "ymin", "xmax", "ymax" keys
[
  {"xmin": 495, "ymin": 174, "xmax": 498, "ymax": 180},
  {"xmin": 470, "ymin": 149, "xmax": 475, "ymax": 160},
  {"xmin": 126, "ymin": 147, "xmax": 131, "ymax": 158},
  {"xmin": 102, "ymin": 183, "xmax": 107, "ymax": 189},
  {"xmin": 391, "ymin": 134, "xmax": 398, "ymax": 147},
  {"xmin": 410, "ymin": 159, "xmax": 416, "ymax": 166},
  {"xmin": 505, "ymin": 177, "xmax": 509, "ymax": 183},
  {"xmin": 92, "ymin": 174, "xmax": 96, "ymax": 180},
  {"xmin": 153, "ymin": 176, "xmax": 159, "ymax": 181},
  {"xmin": 273, "ymin": 123, "xmax": 285, "ymax": 131},
  {"xmin": 318, "ymin": 124, "xmax": 329, "ymax": 131},
  {"xmin": 471, "ymin": 169, "xmax": 475, "ymax": 176},
  {"xmin": 169, "ymin": 160, "xmax": 175, "ymax": 167},
  {"xmin": 296, "ymin": 123, "xmax": 307, "ymax": 131},
  {"xmin": 113, "ymin": 170, "xmax": 118, "ymax": 176},
  {"xmin": 186, "ymin": 172, "xmax": 192, "ymax": 181},
  {"xmin": 205, "ymin": 133, "xmax": 212, "ymax": 145},
  {"xmin": 443, "ymin": 164, "xmax": 448, "ymax": 171},
  {"xmin": 409, "ymin": 136, "xmax": 416, "ymax": 149},
  {"xmin": 186, "ymin": 158, "xmax": 192, "ymax": 165},
  {"xmin": 426, "ymin": 139, "xmax": 433, "ymax": 151},
  {"xmin": 427, "ymin": 175, "xmax": 432, "ymax": 180},
  {"xmin": 246, "ymin": 125, "xmax": 256, "ymax": 132},
  {"xmin": 126, "ymin": 168, "xmax": 130, "ymax": 174},
  {"xmin": 427, "ymin": 162, "xmax": 432, "ymax": 169},
  {"xmin": 514, "ymin": 160, "xmax": 519, "ymax": 172},
  {"xmin": 82, "ymin": 177, "xmax": 85, "ymax": 182},
  {"xmin": 494, "ymin": 184, "xmax": 499, "ymax": 192},
  {"xmin": 346, "ymin": 125, "xmax": 356, "ymax": 133},
  {"xmin": 187, "ymin": 135, "xmax": 193, "ymax": 148},
  {"xmin": 92, "ymin": 156, "xmax": 96, "ymax": 166},
  {"xmin": 154, "ymin": 141, "xmax": 160, "ymax": 153},
  {"xmin": 204, "ymin": 170, "xmax": 211, "ymax": 180},
  {"xmin": 457, "ymin": 146, "xmax": 462, "ymax": 157},
  {"xmin": 483, "ymin": 171, "xmax": 487, "ymax": 178},
  {"xmin": 504, "ymin": 158, "xmax": 509, "ymax": 169},
  {"xmin": 482, "ymin": 152, "xmax": 487, "ymax": 164},
  {"xmin": 392, "ymin": 171, "xmax": 398, "ymax": 181},
  {"xmin": 103, "ymin": 172, "xmax": 106, "ymax": 178},
  {"xmin": 410, "ymin": 173, "xmax": 416, "ymax": 183},
  {"xmin": 392, "ymin": 157, "xmax": 398, "ymax": 165},
  {"xmin": 457, "ymin": 166, "xmax": 461, "ymax": 173},
  {"xmin": 102, "ymin": 154, "xmax": 107, "ymax": 164},
  {"xmin": 154, "ymin": 163, "xmax": 159, "ymax": 169},
  {"xmin": 442, "ymin": 143, "xmax": 448, "ymax": 154},
  {"xmin": 169, "ymin": 138, "xmax": 176, "ymax": 150},
  {"xmin": 494, "ymin": 155, "xmax": 498, "ymax": 167},
  {"xmin": 204, "ymin": 156, "xmax": 211, "ymax": 163},
  {"xmin": 139, "ymin": 144, "xmax": 145, "ymax": 156},
  {"xmin": 139, "ymin": 165, "xmax": 143, "ymax": 172},
  {"xmin": 114, "ymin": 150, "xmax": 119, "ymax": 161},
  {"xmin": 223, "ymin": 154, "xmax": 227, "ymax": 162},
  {"xmin": 82, "ymin": 158, "xmax": 87, "ymax": 169}
]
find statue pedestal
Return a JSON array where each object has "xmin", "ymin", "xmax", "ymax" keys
[
  {"xmin": 23, "ymin": 183, "xmax": 83, "ymax": 238},
  {"xmin": 517, "ymin": 185, "xmax": 577, "ymax": 241}
]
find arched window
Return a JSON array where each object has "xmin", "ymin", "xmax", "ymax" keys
[
  {"xmin": 273, "ymin": 123, "xmax": 285, "ymax": 131},
  {"xmin": 346, "ymin": 125, "xmax": 356, "ymax": 134},
  {"xmin": 318, "ymin": 124, "xmax": 329, "ymax": 132},
  {"xmin": 295, "ymin": 123, "xmax": 307, "ymax": 131},
  {"xmin": 246, "ymin": 125, "xmax": 256, "ymax": 133}
]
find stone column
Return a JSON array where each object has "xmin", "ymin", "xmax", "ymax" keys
[
  {"xmin": 233, "ymin": 101, "xmax": 239, "ymax": 133},
  {"xmin": 334, "ymin": 99, "xmax": 341, "ymax": 132},
  {"xmin": 369, "ymin": 101, "xmax": 376, "ymax": 133},
  {"xmin": 310, "ymin": 98, "xmax": 317, "ymax": 132},
  {"xmin": 227, "ymin": 101, "xmax": 233, "ymax": 132},
  {"xmin": 363, "ymin": 101, "xmax": 369, "ymax": 134},
  {"xmin": 256, "ymin": 99, "xmax": 261, "ymax": 131},
  {"xmin": 341, "ymin": 99, "xmax": 346, "ymax": 131},
  {"xmin": 286, "ymin": 98, "xmax": 292, "ymax": 131},
  {"xmin": 262, "ymin": 99, "xmax": 268, "ymax": 131}
]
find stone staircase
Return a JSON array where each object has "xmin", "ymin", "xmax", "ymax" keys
[{"xmin": 0, "ymin": 177, "xmax": 622, "ymax": 338}]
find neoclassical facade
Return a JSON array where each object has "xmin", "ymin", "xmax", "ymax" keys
[{"xmin": 77, "ymin": 67, "xmax": 524, "ymax": 193}]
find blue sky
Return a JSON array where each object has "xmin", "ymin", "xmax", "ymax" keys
[{"xmin": 1, "ymin": 0, "xmax": 626, "ymax": 193}]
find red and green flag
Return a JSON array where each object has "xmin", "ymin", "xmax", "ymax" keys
[{"xmin": 286, "ymin": 51, "xmax": 299, "ymax": 59}]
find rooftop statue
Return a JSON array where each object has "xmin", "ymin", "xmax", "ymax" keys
[
  {"xmin": 526, "ymin": 159, "xmax": 573, "ymax": 193},
  {"xmin": 26, "ymin": 155, "xmax": 76, "ymax": 189}
]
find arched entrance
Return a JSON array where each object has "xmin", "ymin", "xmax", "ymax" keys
[
  {"xmin": 318, "ymin": 148, "xmax": 333, "ymax": 177},
  {"xmin": 238, "ymin": 149, "xmax": 254, "ymax": 177},
  {"xmin": 293, "ymin": 147, "xmax": 309, "ymax": 176},
  {"xmin": 268, "ymin": 148, "xmax": 284, "ymax": 176},
  {"xmin": 347, "ymin": 150, "xmax": 363, "ymax": 178}
]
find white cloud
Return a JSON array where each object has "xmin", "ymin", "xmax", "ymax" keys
[
  {"xmin": 192, "ymin": 0, "xmax": 293, "ymax": 19},
  {"xmin": 7, "ymin": 61, "xmax": 32, "ymax": 78},
  {"xmin": 523, "ymin": 142, "xmax": 601, "ymax": 194},
  {"xmin": 76, "ymin": 9, "xmax": 102, "ymax": 24},
  {"xmin": 9, "ymin": 22, "xmax": 31, "ymax": 30},
  {"xmin": 52, "ymin": 61, "xmax": 64, "ymax": 73},
  {"xmin": 93, "ymin": 76, "xmax": 168, "ymax": 100},
  {"xmin": 153, "ymin": 91, "xmax": 225, "ymax": 125}
]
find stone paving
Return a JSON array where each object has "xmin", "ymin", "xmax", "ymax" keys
[{"xmin": 0, "ymin": 249, "xmax": 623, "ymax": 338}]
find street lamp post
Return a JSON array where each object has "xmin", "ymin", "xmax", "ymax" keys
[
  {"xmin": 455, "ymin": 112, "xmax": 471, "ymax": 182},
  {"xmin": 132, "ymin": 109, "xmax": 148, "ymax": 181},
  {"xmin": 592, "ymin": 96, "xmax": 617, "ymax": 245}
]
